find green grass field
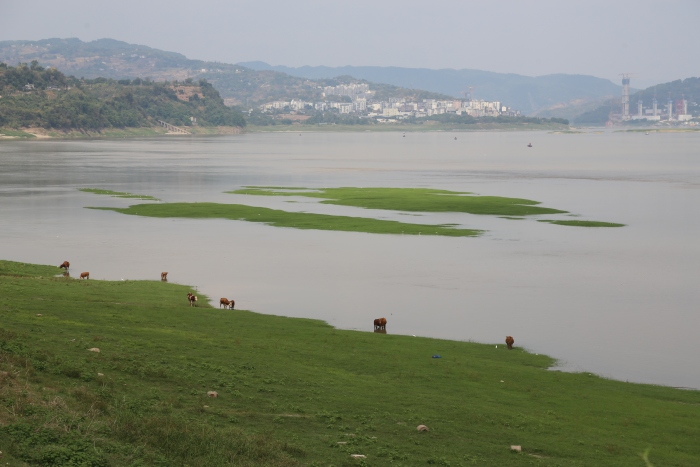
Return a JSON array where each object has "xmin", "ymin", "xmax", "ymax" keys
[
  {"xmin": 230, "ymin": 187, "xmax": 567, "ymax": 217},
  {"xmin": 89, "ymin": 203, "xmax": 482, "ymax": 237},
  {"xmin": 0, "ymin": 260, "xmax": 698, "ymax": 466},
  {"xmin": 79, "ymin": 188, "xmax": 160, "ymax": 200}
]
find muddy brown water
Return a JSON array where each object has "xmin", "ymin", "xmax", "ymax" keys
[{"xmin": 1, "ymin": 130, "xmax": 698, "ymax": 388}]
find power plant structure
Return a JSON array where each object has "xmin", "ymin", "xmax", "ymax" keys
[{"xmin": 612, "ymin": 74, "xmax": 693, "ymax": 124}]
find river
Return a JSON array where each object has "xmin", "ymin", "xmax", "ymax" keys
[{"xmin": 1, "ymin": 130, "xmax": 698, "ymax": 388}]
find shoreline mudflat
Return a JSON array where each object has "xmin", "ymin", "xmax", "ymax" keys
[{"xmin": 0, "ymin": 125, "xmax": 242, "ymax": 140}]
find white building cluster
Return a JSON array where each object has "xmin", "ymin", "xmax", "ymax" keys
[
  {"xmin": 323, "ymin": 83, "xmax": 370, "ymax": 98},
  {"xmin": 259, "ymin": 92, "xmax": 519, "ymax": 121}
]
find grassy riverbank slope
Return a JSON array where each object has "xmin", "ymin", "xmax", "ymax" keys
[{"xmin": 1, "ymin": 260, "xmax": 698, "ymax": 466}]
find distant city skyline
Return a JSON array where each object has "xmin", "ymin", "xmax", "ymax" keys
[{"xmin": 1, "ymin": 0, "xmax": 699, "ymax": 89}]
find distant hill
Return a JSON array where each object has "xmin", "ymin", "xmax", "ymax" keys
[
  {"xmin": 574, "ymin": 77, "xmax": 700, "ymax": 125},
  {"xmin": 0, "ymin": 62, "xmax": 245, "ymax": 130},
  {"xmin": 0, "ymin": 39, "xmax": 450, "ymax": 107},
  {"xmin": 239, "ymin": 62, "xmax": 622, "ymax": 115}
]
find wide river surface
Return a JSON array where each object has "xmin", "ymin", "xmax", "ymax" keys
[{"xmin": 1, "ymin": 131, "xmax": 698, "ymax": 389}]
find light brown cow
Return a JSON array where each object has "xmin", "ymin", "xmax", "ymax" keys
[
  {"xmin": 59, "ymin": 261, "xmax": 70, "ymax": 270},
  {"xmin": 220, "ymin": 298, "xmax": 230, "ymax": 308},
  {"xmin": 373, "ymin": 317, "xmax": 387, "ymax": 331},
  {"xmin": 79, "ymin": 272, "xmax": 89, "ymax": 279},
  {"xmin": 505, "ymin": 336, "xmax": 514, "ymax": 350},
  {"xmin": 161, "ymin": 272, "xmax": 168, "ymax": 281}
]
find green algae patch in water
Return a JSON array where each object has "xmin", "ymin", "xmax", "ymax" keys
[
  {"xmin": 538, "ymin": 220, "xmax": 625, "ymax": 227},
  {"xmin": 230, "ymin": 186, "xmax": 567, "ymax": 217},
  {"xmin": 91, "ymin": 203, "xmax": 481, "ymax": 237},
  {"xmin": 79, "ymin": 188, "xmax": 160, "ymax": 200}
]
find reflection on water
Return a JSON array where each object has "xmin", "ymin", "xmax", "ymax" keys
[{"xmin": 1, "ymin": 131, "xmax": 699, "ymax": 389}]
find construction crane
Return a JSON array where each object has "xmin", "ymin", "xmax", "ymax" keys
[
  {"xmin": 619, "ymin": 73, "xmax": 635, "ymax": 120},
  {"xmin": 461, "ymin": 86, "xmax": 475, "ymax": 101}
]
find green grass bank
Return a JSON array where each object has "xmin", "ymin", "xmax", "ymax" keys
[
  {"xmin": 245, "ymin": 122, "xmax": 570, "ymax": 133},
  {"xmin": 0, "ymin": 125, "xmax": 242, "ymax": 141},
  {"xmin": 0, "ymin": 260, "xmax": 698, "ymax": 466}
]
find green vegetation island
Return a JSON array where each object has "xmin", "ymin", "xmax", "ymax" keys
[
  {"xmin": 0, "ymin": 62, "xmax": 245, "ymax": 139},
  {"xmin": 0, "ymin": 259, "xmax": 697, "ymax": 466},
  {"xmin": 84, "ymin": 186, "xmax": 624, "ymax": 237}
]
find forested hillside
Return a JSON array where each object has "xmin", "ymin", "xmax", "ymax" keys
[
  {"xmin": 0, "ymin": 62, "xmax": 245, "ymax": 130},
  {"xmin": 0, "ymin": 39, "xmax": 449, "ymax": 107}
]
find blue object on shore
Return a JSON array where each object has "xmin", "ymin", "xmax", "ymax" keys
[{"xmin": 432, "ymin": 355, "xmax": 441, "ymax": 358}]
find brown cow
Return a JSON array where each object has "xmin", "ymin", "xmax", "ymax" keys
[
  {"xmin": 505, "ymin": 336, "xmax": 514, "ymax": 350},
  {"xmin": 220, "ymin": 298, "xmax": 230, "ymax": 308},
  {"xmin": 161, "ymin": 272, "xmax": 168, "ymax": 281},
  {"xmin": 229, "ymin": 299, "xmax": 235, "ymax": 310},
  {"xmin": 79, "ymin": 272, "xmax": 89, "ymax": 279},
  {"xmin": 187, "ymin": 293, "xmax": 198, "ymax": 307},
  {"xmin": 373, "ymin": 317, "xmax": 387, "ymax": 331},
  {"xmin": 59, "ymin": 261, "xmax": 70, "ymax": 270}
]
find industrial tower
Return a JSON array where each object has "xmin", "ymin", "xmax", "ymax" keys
[{"xmin": 620, "ymin": 73, "xmax": 632, "ymax": 120}]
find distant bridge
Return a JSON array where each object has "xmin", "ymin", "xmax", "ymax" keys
[{"xmin": 158, "ymin": 120, "xmax": 189, "ymax": 134}]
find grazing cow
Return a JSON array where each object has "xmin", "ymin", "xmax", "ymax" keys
[
  {"xmin": 59, "ymin": 261, "xmax": 70, "ymax": 270},
  {"xmin": 373, "ymin": 317, "xmax": 387, "ymax": 331},
  {"xmin": 187, "ymin": 293, "xmax": 198, "ymax": 307},
  {"xmin": 161, "ymin": 272, "xmax": 168, "ymax": 281},
  {"xmin": 79, "ymin": 272, "xmax": 89, "ymax": 280},
  {"xmin": 505, "ymin": 336, "xmax": 514, "ymax": 350},
  {"xmin": 220, "ymin": 298, "xmax": 230, "ymax": 308}
]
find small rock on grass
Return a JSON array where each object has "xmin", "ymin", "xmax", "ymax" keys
[
  {"xmin": 350, "ymin": 454, "xmax": 366, "ymax": 458},
  {"xmin": 511, "ymin": 445, "xmax": 522, "ymax": 452},
  {"xmin": 88, "ymin": 348, "xmax": 100, "ymax": 353},
  {"xmin": 207, "ymin": 391, "xmax": 219, "ymax": 398},
  {"xmin": 417, "ymin": 424, "xmax": 429, "ymax": 432}
]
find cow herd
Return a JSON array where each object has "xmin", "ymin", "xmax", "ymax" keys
[
  {"xmin": 59, "ymin": 261, "xmax": 89, "ymax": 279},
  {"xmin": 58, "ymin": 261, "xmax": 516, "ymax": 348},
  {"xmin": 58, "ymin": 261, "xmax": 236, "ymax": 311}
]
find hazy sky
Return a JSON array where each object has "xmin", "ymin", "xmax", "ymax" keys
[{"xmin": 1, "ymin": 0, "xmax": 698, "ymax": 87}]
